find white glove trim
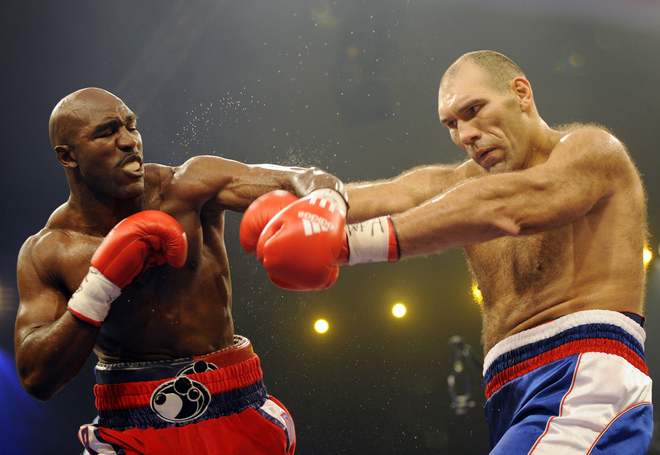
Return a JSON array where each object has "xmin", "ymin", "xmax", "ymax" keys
[
  {"xmin": 346, "ymin": 216, "xmax": 395, "ymax": 265},
  {"xmin": 67, "ymin": 267, "xmax": 121, "ymax": 326}
]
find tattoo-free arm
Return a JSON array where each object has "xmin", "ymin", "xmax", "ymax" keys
[
  {"xmin": 14, "ymin": 236, "xmax": 98, "ymax": 400},
  {"xmin": 392, "ymin": 129, "xmax": 632, "ymax": 256},
  {"xmin": 171, "ymin": 155, "xmax": 345, "ymax": 211},
  {"xmin": 346, "ymin": 161, "xmax": 479, "ymax": 222}
]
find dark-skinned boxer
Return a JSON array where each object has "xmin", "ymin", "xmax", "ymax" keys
[{"xmin": 15, "ymin": 87, "xmax": 347, "ymax": 454}]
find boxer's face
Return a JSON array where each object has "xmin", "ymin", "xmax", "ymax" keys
[
  {"xmin": 69, "ymin": 94, "xmax": 145, "ymax": 199},
  {"xmin": 438, "ymin": 63, "xmax": 531, "ymax": 173}
]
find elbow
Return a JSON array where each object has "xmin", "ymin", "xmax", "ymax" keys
[{"xmin": 19, "ymin": 370, "xmax": 58, "ymax": 401}]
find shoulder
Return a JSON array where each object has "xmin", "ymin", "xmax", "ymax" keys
[
  {"xmin": 144, "ymin": 163, "xmax": 174, "ymax": 193},
  {"xmin": 557, "ymin": 125, "xmax": 628, "ymax": 161},
  {"xmin": 18, "ymin": 228, "xmax": 72, "ymax": 284},
  {"xmin": 551, "ymin": 125, "xmax": 641, "ymax": 191},
  {"xmin": 554, "ymin": 125, "xmax": 633, "ymax": 171}
]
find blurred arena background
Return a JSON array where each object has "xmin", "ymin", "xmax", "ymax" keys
[{"xmin": 1, "ymin": 0, "xmax": 659, "ymax": 453}]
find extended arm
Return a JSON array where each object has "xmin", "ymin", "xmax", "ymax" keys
[
  {"xmin": 392, "ymin": 129, "xmax": 633, "ymax": 256},
  {"xmin": 170, "ymin": 155, "xmax": 345, "ymax": 211},
  {"xmin": 346, "ymin": 161, "xmax": 479, "ymax": 222}
]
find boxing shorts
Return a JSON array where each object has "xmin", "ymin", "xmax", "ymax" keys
[
  {"xmin": 483, "ymin": 310, "xmax": 653, "ymax": 454},
  {"xmin": 78, "ymin": 336, "xmax": 295, "ymax": 455}
]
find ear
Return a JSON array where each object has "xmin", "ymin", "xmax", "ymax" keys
[
  {"xmin": 511, "ymin": 77, "xmax": 533, "ymax": 112},
  {"xmin": 55, "ymin": 145, "xmax": 78, "ymax": 169}
]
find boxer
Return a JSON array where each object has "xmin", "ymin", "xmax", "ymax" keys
[
  {"xmin": 242, "ymin": 51, "xmax": 653, "ymax": 453},
  {"xmin": 15, "ymin": 87, "xmax": 346, "ymax": 454}
]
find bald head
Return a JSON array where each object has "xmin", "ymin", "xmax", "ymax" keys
[
  {"xmin": 441, "ymin": 50, "xmax": 526, "ymax": 94},
  {"xmin": 48, "ymin": 87, "xmax": 126, "ymax": 148}
]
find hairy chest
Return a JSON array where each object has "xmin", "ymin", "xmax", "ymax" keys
[{"xmin": 465, "ymin": 224, "xmax": 573, "ymax": 300}]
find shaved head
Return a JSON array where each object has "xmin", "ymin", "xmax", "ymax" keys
[
  {"xmin": 48, "ymin": 87, "xmax": 125, "ymax": 148},
  {"xmin": 441, "ymin": 50, "xmax": 526, "ymax": 93}
]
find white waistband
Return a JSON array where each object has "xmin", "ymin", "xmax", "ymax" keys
[{"xmin": 483, "ymin": 310, "xmax": 646, "ymax": 376}]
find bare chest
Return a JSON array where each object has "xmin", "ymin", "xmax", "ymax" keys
[
  {"xmin": 466, "ymin": 225, "xmax": 572, "ymax": 299},
  {"xmin": 58, "ymin": 211, "xmax": 233, "ymax": 359}
]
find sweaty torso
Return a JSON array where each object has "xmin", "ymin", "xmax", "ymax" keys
[
  {"xmin": 465, "ymin": 134, "xmax": 647, "ymax": 353},
  {"xmin": 45, "ymin": 166, "xmax": 234, "ymax": 362}
]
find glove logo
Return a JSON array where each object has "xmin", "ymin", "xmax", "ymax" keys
[
  {"xmin": 298, "ymin": 211, "xmax": 336, "ymax": 237},
  {"xmin": 149, "ymin": 361, "xmax": 216, "ymax": 423}
]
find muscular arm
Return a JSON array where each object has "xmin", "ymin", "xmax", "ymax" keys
[
  {"xmin": 392, "ymin": 128, "xmax": 634, "ymax": 257},
  {"xmin": 15, "ymin": 235, "xmax": 98, "ymax": 400},
  {"xmin": 169, "ymin": 155, "xmax": 345, "ymax": 211},
  {"xmin": 346, "ymin": 160, "xmax": 479, "ymax": 222}
]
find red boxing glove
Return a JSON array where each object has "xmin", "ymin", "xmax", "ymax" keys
[
  {"xmin": 91, "ymin": 210, "xmax": 188, "ymax": 287},
  {"xmin": 68, "ymin": 210, "xmax": 188, "ymax": 326},
  {"xmin": 256, "ymin": 189, "xmax": 347, "ymax": 290},
  {"xmin": 240, "ymin": 190, "xmax": 299, "ymax": 253}
]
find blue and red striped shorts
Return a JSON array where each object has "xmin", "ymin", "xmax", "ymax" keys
[
  {"xmin": 483, "ymin": 310, "xmax": 653, "ymax": 454},
  {"xmin": 78, "ymin": 336, "xmax": 295, "ymax": 455}
]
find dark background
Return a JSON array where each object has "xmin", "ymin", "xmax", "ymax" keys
[{"xmin": 1, "ymin": 0, "xmax": 659, "ymax": 453}]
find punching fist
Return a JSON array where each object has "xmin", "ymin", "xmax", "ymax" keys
[
  {"xmin": 240, "ymin": 190, "xmax": 299, "ymax": 253},
  {"xmin": 68, "ymin": 210, "xmax": 188, "ymax": 326},
  {"xmin": 256, "ymin": 189, "xmax": 347, "ymax": 291}
]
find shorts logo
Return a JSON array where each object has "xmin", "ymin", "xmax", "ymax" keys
[{"xmin": 149, "ymin": 360, "xmax": 217, "ymax": 423}]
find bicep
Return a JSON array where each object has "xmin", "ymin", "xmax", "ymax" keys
[
  {"xmin": 15, "ymin": 243, "xmax": 68, "ymax": 347},
  {"xmin": 173, "ymin": 156, "xmax": 301, "ymax": 211}
]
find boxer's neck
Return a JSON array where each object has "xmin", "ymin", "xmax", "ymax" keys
[
  {"xmin": 522, "ymin": 118, "xmax": 562, "ymax": 169},
  {"xmin": 67, "ymin": 184, "xmax": 144, "ymax": 235}
]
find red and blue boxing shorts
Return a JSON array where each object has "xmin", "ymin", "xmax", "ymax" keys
[
  {"xmin": 483, "ymin": 310, "xmax": 653, "ymax": 454},
  {"xmin": 78, "ymin": 336, "xmax": 296, "ymax": 454}
]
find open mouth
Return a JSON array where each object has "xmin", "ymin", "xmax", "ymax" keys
[
  {"xmin": 123, "ymin": 160, "xmax": 142, "ymax": 173},
  {"xmin": 119, "ymin": 156, "xmax": 144, "ymax": 177}
]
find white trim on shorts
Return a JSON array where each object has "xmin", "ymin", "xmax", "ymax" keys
[{"xmin": 483, "ymin": 310, "xmax": 646, "ymax": 376}]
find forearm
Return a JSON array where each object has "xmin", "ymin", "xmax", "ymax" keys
[
  {"xmin": 393, "ymin": 190, "xmax": 513, "ymax": 257},
  {"xmin": 346, "ymin": 163, "xmax": 467, "ymax": 223},
  {"xmin": 391, "ymin": 170, "xmax": 585, "ymax": 257},
  {"xmin": 16, "ymin": 312, "xmax": 98, "ymax": 400},
  {"xmin": 346, "ymin": 181, "xmax": 419, "ymax": 223},
  {"xmin": 213, "ymin": 162, "xmax": 346, "ymax": 211}
]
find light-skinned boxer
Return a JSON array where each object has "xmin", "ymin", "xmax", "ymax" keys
[
  {"xmin": 15, "ymin": 87, "xmax": 347, "ymax": 454},
  {"xmin": 242, "ymin": 51, "xmax": 653, "ymax": 454}
]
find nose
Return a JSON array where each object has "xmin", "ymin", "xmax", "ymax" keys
[
  {"xmin": 117, "ymin": 127, "xmax": 138, "ymax": 153},
  {"xmin": 457, "ymin": 120, "xmax": 481, "ymax": 149}
]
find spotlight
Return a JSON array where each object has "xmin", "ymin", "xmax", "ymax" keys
[
  {"xmin": 391, "ymin": 302, "xmax": 407, "ymax": 319},
  {"xmin": 314, "ymin": 319, "xmax": 329, "ymax": 334},
  {"xmin": 643, "ymin": 245, "xmax": 653, "ymax": 269},
  {"xmin": 471, "ymin": 281, "xmax": 484, "ymax": 305}
]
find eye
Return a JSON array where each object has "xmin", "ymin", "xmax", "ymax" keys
[
  {"xmin": 467, "ymin": 104, "xmax": 482, "ymax": 116},
  {"xmin": 96, "ymin": 123, "xmax": 119, "ymax": 138},
  {"xmin": 446, "ymin": 119, "xmax": 457, "ymax": 129}
]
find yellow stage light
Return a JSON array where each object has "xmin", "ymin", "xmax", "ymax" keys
[
  {"xmin": 314, "ymin": 319, "xmax": 329, "ymax": 334},
  {"xmin": 471, "ymin": 281, "xmax": 484, "ymax": 305},
  {"xmin": 391, "ymin": 302, "xmax": 407, "ymax": 319},
  {"xmin": 643, "ymin": 245, "xmax": 653, "ymax": 269}
]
